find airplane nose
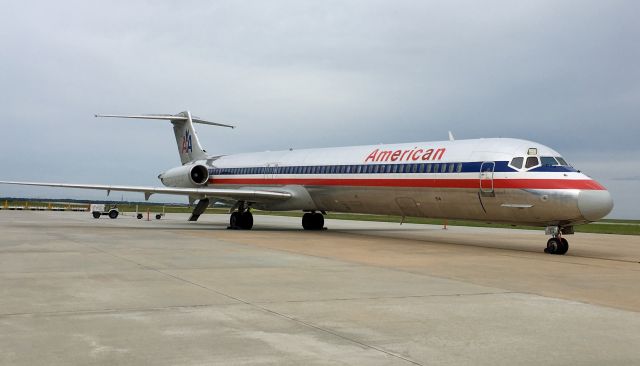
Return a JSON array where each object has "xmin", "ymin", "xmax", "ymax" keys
[{"xmin": 578, "ymin": 189, "xmax": 613, "ymax": 222}]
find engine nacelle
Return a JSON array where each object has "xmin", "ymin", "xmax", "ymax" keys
[{"xmin": 159, "ymin": 164, "xmax": 209, "ymax": 187}]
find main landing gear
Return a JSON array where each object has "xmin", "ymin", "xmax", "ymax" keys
[
  {"xmin": 227, "ymin": 204, "xmax": 326, "ymax": 231},
  {"xmin": 228, "ymin": 201, "xmax": 253, "ymax": 230},
  {"xmin": 544, "ymin": 226, "xmax": 570, "ymax": 255},
  {"xmin": 302, "ymin": 211, "xmax": 325, "ymax": 230}
]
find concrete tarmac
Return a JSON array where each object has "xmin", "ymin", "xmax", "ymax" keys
[{"xmin": 1, "ymin": 210, "xmax": 639, "ymax": 365}]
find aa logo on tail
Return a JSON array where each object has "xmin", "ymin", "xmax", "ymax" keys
[{"xmin": 181, "ymin": 129, "xmax": 193, "ymax": 154}]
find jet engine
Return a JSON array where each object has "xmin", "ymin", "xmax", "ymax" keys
[{"xmin": 159, "ymin": 164, "xmax": 209, "ymax": 187}]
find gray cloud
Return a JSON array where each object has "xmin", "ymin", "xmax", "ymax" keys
[
  {"xmin": 612, "ymin": 176, "xmax": 640, "ymax": 182},
  {"xmin": 0, "ymin": 0, "xmax": 638, "ymax": 218}
]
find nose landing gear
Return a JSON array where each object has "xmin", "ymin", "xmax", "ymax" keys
[
  {"xmin": 545, "ymin": 237, "xmax": 569, "ymax": 255},
  {"xmin": 544, "ymin": 226, "xmax": 570, "ymax": 255}
]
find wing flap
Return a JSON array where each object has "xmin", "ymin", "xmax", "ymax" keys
[{"xmin": 0, "ymin": 181, "xmax": 291, "ymax": 202}]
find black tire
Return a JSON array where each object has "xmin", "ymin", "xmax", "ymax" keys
[
  {"xmin": 108, "ymin": 210, "xmax": 119, "ymax": 219},
  {"xmin": 240, "ymin": 212, "xmax": 253, "ymax": 230},
  {"xmin": 156, "ymin": 214, "xmax": 162, "ymax": 220},
  {"xmin": 546, "ymin": 238, "xmax": 560, "ymax": 254},
  {"xmin": 312, "ymin": 212, "xmax": 324, "ymax": 230},
  {"xmin": 558, "ymin": 238, "xmax": 569, "ymax": 255},
  {"xmin": 92, "ymin": 212, "xmax": 101, "ymax": 219},
  {"xmin": 137, "ymin": 213, "xmax": 143, "ymax": 219},
  {"xmin": 302, "ymin": 213, "xmax": 312, "ymax": 230},
  {"xmin": 230, "ymin": 212, "xmax": 239, "ymax": 229}
]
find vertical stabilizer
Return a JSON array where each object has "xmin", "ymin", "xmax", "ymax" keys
[{"xmin": 172, "ymin": 111, "xmax": 208, "ymax": 164}]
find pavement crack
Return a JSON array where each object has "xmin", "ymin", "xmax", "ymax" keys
[{"xmin": 254, "ymin": 291, "xmax": 514, "ymax": 304}]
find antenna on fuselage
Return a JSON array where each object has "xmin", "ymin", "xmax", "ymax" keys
[{"xmin": 448, "ymin": 131, "xmax": 455, "ymax": 141}]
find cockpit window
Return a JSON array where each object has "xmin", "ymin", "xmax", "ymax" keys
[
  {"xmin": 525, "ymin": 156, "xmax": 540, "ymax": 168},
  {"xmin": 540, "ymin": 156, "xmax": 559, "ymax": 166},
  {"xmin": 509, "ymin": 157, "xmax": 523, "ymax": 169},
  {"xmin": 555, "ymin": 157, "xmax": 569, "ymax": 166}
]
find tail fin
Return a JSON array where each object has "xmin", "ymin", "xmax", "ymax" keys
[{"xmin": 95, "ymin": 111, "xmax": 234, "ymax": 165}]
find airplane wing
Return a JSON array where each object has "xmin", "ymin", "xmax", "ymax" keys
[{"xmin": 0, "ymin": 181, "xmax": 291, "ymax": 202}]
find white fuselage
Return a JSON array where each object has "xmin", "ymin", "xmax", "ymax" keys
[{"xmin": 163, "ymin": 138, "xmax": 612, "ymax": 227}]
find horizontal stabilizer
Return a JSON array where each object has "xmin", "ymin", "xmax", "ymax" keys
[{"xmin": 95, "ymin": 113, "xmax": 235, "ymax": 129}]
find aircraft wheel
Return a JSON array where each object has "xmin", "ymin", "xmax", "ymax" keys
[
  {"xmin": 558, "ymin": 238, "xmax": 569, "ymax": 255},
  {"xmin": 240, "ymin": 211, "xmax": 253, "ymax": 230},
  {"xmin": 545, "ymin": 238, "xmax": 559, "ymax": 254},
  {"xmin": 302, "ymin": 213, "xmax": 313, "ymax": 230},
  {"xmin": 229, "ymin": 212, "xmax": 239, "ymax": 229},
  {"xmin": 108, "ymin": 210, "xmax": 119, "ymax": 219},
  {"xmin": 137, "ymin": 213, "xmax": 143, "ymax": 219},
  {"xmin": 302, "ymin": 212, "xmax": 324, "ymax": 230},
  {"xmin": 312, "ymin": 212, "xmax": 324, "ymax": 230}
]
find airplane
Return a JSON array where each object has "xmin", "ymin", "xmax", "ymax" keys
[{"xmin": 0, "ymin": 111, "xmax": 613, "ymax": 255}]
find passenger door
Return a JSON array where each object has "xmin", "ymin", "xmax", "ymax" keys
[
  {"xmin": 479, "ymin": 161, "xmax": 495, "ymax": 196},
  {"xmin": 264, "ymin": 163, "xmax": 278, "ymax": 180}
]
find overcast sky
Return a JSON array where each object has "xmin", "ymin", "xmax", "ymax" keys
[{"xmin": 1, "ymin": 0, "xmax": 638, "ymax": 218}]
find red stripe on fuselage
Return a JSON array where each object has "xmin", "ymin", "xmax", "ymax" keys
[{"xmin": 209, "ymin": 178, "xmax": 606, "ymax": 190}]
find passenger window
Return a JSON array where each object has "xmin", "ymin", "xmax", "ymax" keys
[
  {"xmin": 411, "ymin": 164, "xmax": 418, "ymax": 173},
  {"xmin": 541, "ymin": 156, "xmax": 558, "ymax": 166},
  {"xmin": 510, "ymin": 157, "xmax": 523, "ymax": 169},
  {"xmin": 448, "ymin": 164, "xmax": 454, "ymax": 173},
  {"xmin": 456, "ymin": 163, "xmax": 462, "ymax": 173},
  {"xmin": 525, "ymin": 156, "xmax": 539, "ymax": 169}
]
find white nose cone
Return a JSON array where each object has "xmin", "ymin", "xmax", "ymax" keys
[{"xmin": 578, "ymin": 190, "xmax": 614, "ymax": 222}]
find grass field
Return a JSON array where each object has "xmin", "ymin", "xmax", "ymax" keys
[{"xmin": 3, "ymin": 200, "xmax": 639, "ymax": 236}]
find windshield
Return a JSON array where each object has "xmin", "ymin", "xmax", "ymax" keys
[
  {"xmin": 555, "ymin": 156, "xmax": 569, "ymax": 166},
  {"xmin": 540, "ymin": 156, "xmax": 558, "ymax": 166}
]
